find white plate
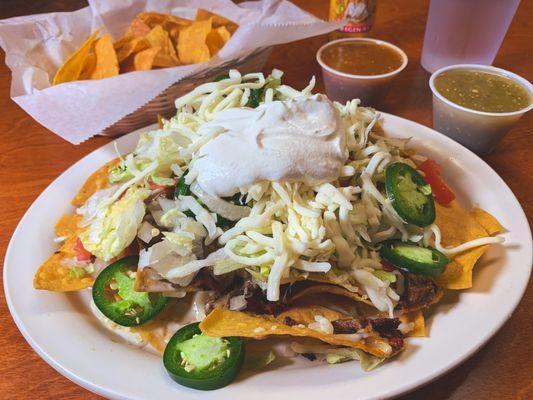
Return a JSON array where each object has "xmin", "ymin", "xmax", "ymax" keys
[{"xmin": 4, "ymin": 114, "xmax": 532, "ymax": 400}]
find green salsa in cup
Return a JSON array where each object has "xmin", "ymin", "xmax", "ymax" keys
[{"xmin": 434, "ymin": 69, "xmax": 531, "ymax": 113}]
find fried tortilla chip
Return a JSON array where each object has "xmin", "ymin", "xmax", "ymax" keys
[
  {"xmin": 53, "ymin": 29, "xmax": 100, "ymax": 85},
  {"xmin": 200, "ymin": 308, "xmax": 396, "ymax": 358},
  {"xmin": 78, "ymin": 53, "xmax": 96, "ymax": 80},
  {"xmin": 285, "ymin": 283, "xmax": 426, "ymax": 337},
  {"xmin": 277, "ymin": 306, "xmax": 348, "ymax": 324},
  {"xmin": 132, "ymin": 300, "xmax": 191, "ymax": 353},
  {"xmin": 287, "ymin": 284, "xmax": 371, "ymax": 306},
  {"xmin": 115, "ymin": 36, "xmax": 148, "ymax": 63},
  {"xmin": 138, "ymin": 11, "xmax": 192, "ymax": 31},
  {"xmin": 145, "ymin": 25, "xmax": 180, "ymax": 67},
  {"xmin": 126, "ymin": 17, "xmax": 152, "ymax": 37},
  {"xmin": 90, "ymin": 34, "xmax": 119, "ymax": 80},
  {"xmin": 55, "ymin": 214, "xmax": 83, "ymax": 238},
  {"xmin": 399, "ymin": 310, "xmax": 426, "ymax": 337},
  {"xmin": 137, "ymin": 12, "xmax": 191, "ymax": 47},
  {"xmin": 206, "ymin": 26, "xmax": 231, "ymax": 56},
  {"xmin": 34, "ymin": 214, "xmax": 94, "ymax": 291},
  {"xmin": 195, "ymin": 8, "xmax": 238, "ymax": 34},
  {"xmin": 470, "ymin": 207, "xmax": 504, "ymax": 235},
  {"xmin": 436, "ymin": 201, "xmax": 503, "ymax": 290},
  {"xmin": 134, "ymin": 46, "xmax": 160, "ymax": 71},
  {"xmin": 71, "ymin": 158, "xmax": 120, "ymax": 207},
  {"xmin": 178, "ymin": 19, "xmax": 211, "ymax": 64}
]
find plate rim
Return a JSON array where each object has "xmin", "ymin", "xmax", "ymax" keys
[{"xmin": 4, "ymin": 114, "xmax": 532, "ymax": 400}]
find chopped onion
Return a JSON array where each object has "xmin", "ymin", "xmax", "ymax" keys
[
  {"xmin": 137, "ymin": 221, "xmax": 157, "ymax": 243},
  {"xmin": 190, "ymin": 182, "xmax": 251, "ymax": 221},
  {"xmin": 158, "ymin": 197, "xmax": 178, "ymax": 213},
  {"xmin": 229, "ymin": 295, "xmax": 247, "ymax": 311}
]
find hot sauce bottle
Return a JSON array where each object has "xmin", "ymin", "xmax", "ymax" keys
[{"xmin": 329, "ymin": 0, "xmax": 377, "ymax": 39}]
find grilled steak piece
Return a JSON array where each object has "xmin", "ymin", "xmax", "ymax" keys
[
  {"xmin": 244, "ymin": 284, "xmax": 285, "ymax": 315},
  {"xmin": 331, "ymin": 318, "xmax": 369, "ymax": 334},
  {"xmin": 369, "ymin": 317, "xmax": 401, "ymax": 336},
  {"xmin": 401, "ymin": 273, "xmax": 438, "ymax": 310},
  {"xmin": 283, "ymin": 316, "xmax": 298, "ymax": 327},
  {"xmin": 301, "ymin": 353, "xmax": 317, "ymax": 361},
  {"xmin": 332, "ymin": 316, "xmax": 405, "ymax": 355},
  {"xmin": 370, "ymin": 317, "xmax": 404, "ymax": 354}
]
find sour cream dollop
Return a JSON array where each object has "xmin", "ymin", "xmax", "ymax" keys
[{"xmin": 193, "ymin": 94, "xmax": 347, "ymax": 197}]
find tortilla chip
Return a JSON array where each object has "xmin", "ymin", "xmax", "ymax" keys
[
  {"xmin": 34, "ymin": 252, "xmax": 93, "ymax": 291},
  {"xmin": 138, "ymin": 11, "xmax": 191, "ymax": 31},
  {"xmin": 90, "ymin": 34, "xmax": 119, "ymax": 80},
  {"xmin": 206, "ymin": 26, "xmax": 231, "ymax": 56},
  {"xmin": 435, "ymin": 201, "xmax": 502, "ymax": 290},
  {"xmin": 115, "ymin": 36, "xmax": 148, "ymax": 63},
  {"xmin": 53, "ymin": 29, "xmax": 100, "ymax": 85},
  {"xmin": 71, "ymin": 158, "xmax": 120, "ymax": 207},
  {"xmin": 126, "ymin": 18, "xmax": 152, "ymax": 37},
  {"xmin": 132, "ymin": 300, "xmax": 190, "ymax": 353},
  {"xmin": 145, "ymin": 25, "xmax": 180, "ymax": 67},
  {"xmin": 137, "ymin": 12, "xmax": 190, "ymax": 47},
  {"xmin": 134, "ymin": 46, "xmax": 160, "ymax": 71},
  {"xmin": 470, "ymin": 207, "xmax": 504, "ymax": 235},
  {"xmin": 195, "ymin": 8, "xmax": 238, "ymax": 34},
  {"xmin": 400, "ymin": 310, "xmax": 426, "ymax": 337},
  {"xmin": 55, "ymin": 214, "xmax": 83, "ymax": 238},
  {"xmin": 34, "ymin": 214, "xmax": 94, "ymax": 291},
  {"xmin": 277, "ymin": 306, "xmax": 347, "ymax": 324},
  {"xmin": 200, "ymin": 308, "xmax": 395, "ymax": 358},
  {"xmin": 178, "ymin": 19, "xmax": 211, "ymax": 64},
  {"xmin": 134, "ymin": 267, "xmax": 178, "ymax": 292},
  {"xmin": 288, "ymin": 284, "xmax": 371, "ymax": 305},
  {"xmin": 78, "ymin": 53, "xmax": 96, "ymax": 80}
]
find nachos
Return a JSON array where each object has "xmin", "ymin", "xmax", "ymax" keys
[{"xmin": 34, "ymin": 69, "xmax": 503, "ymax": 390}]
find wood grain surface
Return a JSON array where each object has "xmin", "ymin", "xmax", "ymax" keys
[{"xmin": 0, "ymin": 1, "xmax": 531, "ymax": 399}]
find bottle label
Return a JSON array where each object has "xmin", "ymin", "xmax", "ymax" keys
[{"xmin": 330, "ymin": 0, "xmax": 376, "ymax": 35}]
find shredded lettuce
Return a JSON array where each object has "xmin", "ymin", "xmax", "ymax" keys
[
  {"xmin": 325, "ymin": 348, "xmax": 384, "ymax": 371},
  {"xmin": 373, "ymin": 269, "xmax": 397, "ymax": 283},
  {"xmin": 213, "ymin": 258, "xmax": 245, "ymax": 275},
  {"xmin": 80, "ymin": 186, "xmax": 149, "ymax": 261},
  {"xmin": 244, "ymin": 350, "xmax": 276, "ymax": 370},
  {"xmin": 110, "ymin": 128, "xmax": 185, "ymax": 187},
  {"xmin": 69, "ymin": 266, "xmax": 86, "ymax": 279},
  {"xmin": 291, "ymin": 342, "xmax": 384, "ymax": 372}
]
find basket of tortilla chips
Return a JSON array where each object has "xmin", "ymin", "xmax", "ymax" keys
[
  {"xmin": 52, "ymin": 8, "xmax": 271, "ymax": 137},
  {"xmin": 0, "ymin": 0, "xmax": 342, "ymax": 144}
]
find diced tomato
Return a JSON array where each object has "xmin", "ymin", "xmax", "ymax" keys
[
  {"xmin": 381, "ymin": 259, "xmax": 397, "ymax": 272},
  {"xmin": 417, "ymin": 159, "xmax": 456, "ymax": 206},
  {"xmin": 74, "ymin": 237, "xmax": 92, "ymax": 261}
]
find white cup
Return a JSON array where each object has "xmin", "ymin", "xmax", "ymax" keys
[
  {"xmin": 316, "ymin": 38, "xmax": 408, "ymax": 107},
  {"xmin": 429, "ymin": 64, "xmax": 533, "ymax": 155}
]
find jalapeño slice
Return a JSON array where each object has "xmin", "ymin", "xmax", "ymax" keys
[
  {"xmin": 385, "ymin": 162, "xmax": 436, "ymax": 227},
  {"xmin": 163, "ymin": 322, "xmax": 244, "ymax": 391},
  {"xmin": 379, "ymin": 240, "xmax": 448, "ymax": 276},
  {"xmin": 92, "ymin": 256, "xmax": 167, "ymax": 327}
]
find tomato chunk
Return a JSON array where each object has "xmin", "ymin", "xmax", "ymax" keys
[
  {"xmin": 417, "ymin": 159, "xmax": 456, "ymax": 206},
  {"xmin": 381, "ymin": 258, "xmax": 397, "ymax": 272},
  {"xmin": 74, "ymin": 237, "xmax": 92, "ymax": 261}
]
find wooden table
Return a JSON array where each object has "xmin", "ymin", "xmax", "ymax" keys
[{"xmin": 0, "ymin": 0, "xmax": 531, "ymax": 398}]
